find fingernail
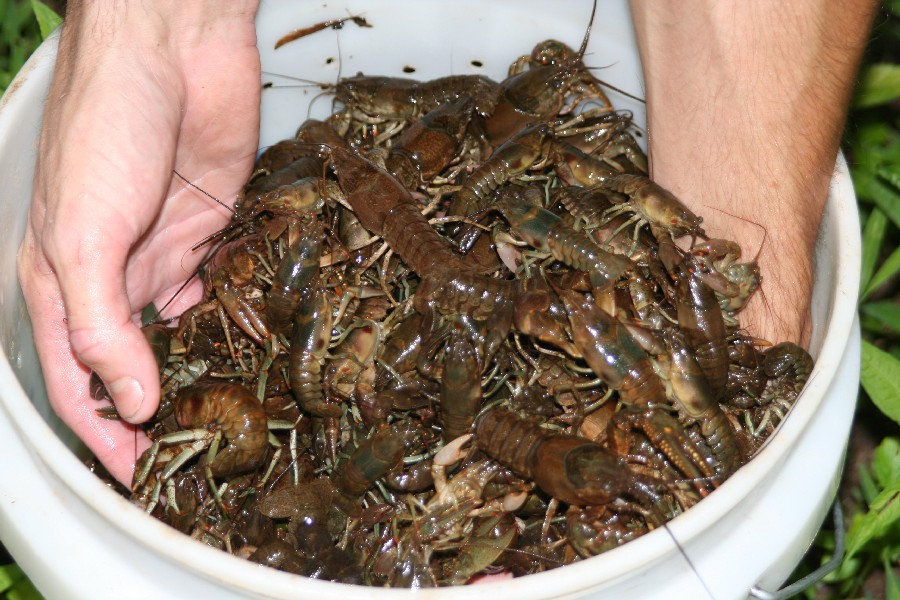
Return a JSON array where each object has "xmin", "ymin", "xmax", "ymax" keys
[{"xmin": 108, "ymin": 376, "xmax": 144, "ymax": 422}]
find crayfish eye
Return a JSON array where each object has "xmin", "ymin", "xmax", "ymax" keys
[{"xmin": 341, "ymin": 81, "xmax": 358, "ymax": 98}]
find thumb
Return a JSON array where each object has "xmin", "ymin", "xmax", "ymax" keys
[
  {"xmin": 52, "ymin": 231, "xmax": 162, "ymax": 424},
  {"xmin": 72, "ymin": 325, "xmax": 162, "ymax": 424}
]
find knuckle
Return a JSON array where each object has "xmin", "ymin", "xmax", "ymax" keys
[{"xmin": 68, "ymin": 326, "xmax": 118, "ymax": 370}]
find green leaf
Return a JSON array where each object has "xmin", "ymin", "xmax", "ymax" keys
[
  {"xmin": 850, "ymin": 122, "xmax": 900, "ymax": 171},
  {"xmin": 853, "ymin": 169, "xmax": 900, "ymax": 228},
  {"xmin": 860, "ymin": 462, "xmax": 881, "ymax": 506},
  {"xmin": 888, "ymin": 563, "xmax": 900, "ymax": 600},
  {"xmin": 5, "ymin": 574, "xmax": 42, "ymax": 600},
  {"xmin": 861, "ymin": 340, "xmax": 900, "ymax": 425},
  {"xmin": 29, "ymin": 0, "xmax": 61, "ymax": 40},
  {"xmin": 861, "ymin": 208, "xmax": 888, "ymax": 295},
  {"xmin": 854, "ymin": 64, "xmax": 900, "ymax": 108},
  {"xmin": 873, "ymin": 438, "xmax": 900, "ymax": 491},
  {"xmin": 863, "ymin": 245, "xmax": 900, "ymax": 301},
  {"xmin": 869, "ymin": 481, "xmax": 900, "ymax": 533},
  {"xmin": 881, "ymin": 165, "xmax": 900, "ymax": 192},
  {"xmin": 881, "ymin": 545, "xmax": 900, "ymax": 600},
  {"xmin": 861, "ymin": 301, "xmax": 900, "ymax": 335},
  {"xmin": 827, "ymin": 550, "xmax": 862, "ymax": 585},
  {"xmin": 845, "ymin": 485, "xmax": 900, "ymax": 559},
  {"xmin": 0, "ymin": 563, "xmax": 24, "ymax": 593},
  {"xmin": 862, "ymin": 313, "xmax": 889, "ymax": 337}
]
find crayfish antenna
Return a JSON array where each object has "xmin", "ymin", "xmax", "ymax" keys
[{"xmin": 174, "ymin": 169, "xmax": 239, "ymax": 217}]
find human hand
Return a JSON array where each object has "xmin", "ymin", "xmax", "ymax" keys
[
  {"xmin": 17, "ymin": 0, "xmax": 261, "ymax": 486},
  {"xmin": 629, "ymin": 0, "xmax": 876, "ymax": 348}
]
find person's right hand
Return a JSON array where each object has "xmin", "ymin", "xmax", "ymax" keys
[{"xmin": 17, "ymin": 0, "xmax": 262, "ymax": 486}]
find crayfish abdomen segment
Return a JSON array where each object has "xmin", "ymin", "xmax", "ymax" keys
[{"xmin": 476, "ymin": 408, "xmax": 642, "ymax": 507}]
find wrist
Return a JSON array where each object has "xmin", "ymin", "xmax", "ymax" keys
[{"xmin": 63, "ymin": 0, "xmax": 260, "ymax": 52}]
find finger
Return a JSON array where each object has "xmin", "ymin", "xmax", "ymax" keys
[
  {"xmin": 18, "ymin": 231, "xmax": 152, "ymax": 486},
  {"xmin": 42, "ymin": 211, "xmax": 163, "ymax": 424}
]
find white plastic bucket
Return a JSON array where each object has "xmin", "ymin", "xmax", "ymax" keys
[{"xmin": 0, "ymin": 1, "xmax": 861, "ymax": 598}]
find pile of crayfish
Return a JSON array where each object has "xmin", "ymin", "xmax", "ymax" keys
[{"xmin": 106, "ymin": 31, "xmax": 814, "ymax": 587}]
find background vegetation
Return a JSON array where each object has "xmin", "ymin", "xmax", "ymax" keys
[
  {"xmin": 1, "ymin": 1, "xmax": 899, "ymax": 598},
  {"xmin": 793, "ymin": 2, "xmax": 900, "ymax": 598}
]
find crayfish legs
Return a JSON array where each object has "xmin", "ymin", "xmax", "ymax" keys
[
  {"xmin": 663, "ymin": 330, "xmax": 743, "ymax": 477},
  {"xmin": 207, "ymin": 238, "xmax": 271, "ymax": 346},
  {"xmin": 335, "ymin": 73, "xmax": 500, "ymax": 121},
  {"xmin": 448, "ymin": 122, "xmax": 551, "ymax": 220},
  {"xmin": 482, "ymin": 2, "xmax": 611, "ymax": 148},
  {"xmin": 174, "ymin": 381, "xmax": 269, "ymax": 478},
  {"xmin": 329, "ymin": 144, "xmax": 522, "ymax": 344},
  {"xmin": 495, "ymin": 188, "xmax": 634, "ymax": 291},
  {"xmin": 599, "ymin": 174, "xmax": 705, "ymax": 240},
  {"xmin": 762, "ymin": 342, "xmax": 814, "ymax": 406},
  {"xmin": 474, "ymin": 408, "xmax": 667, "ymax": 518},
  {"xmin": 558, "ymin": 288, "xmax": 719, "ymax": 489}
]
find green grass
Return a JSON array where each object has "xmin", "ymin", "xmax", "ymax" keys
[{"xmin": 2, "ymin": 2, "xmax": 900, "ymax": 599}]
